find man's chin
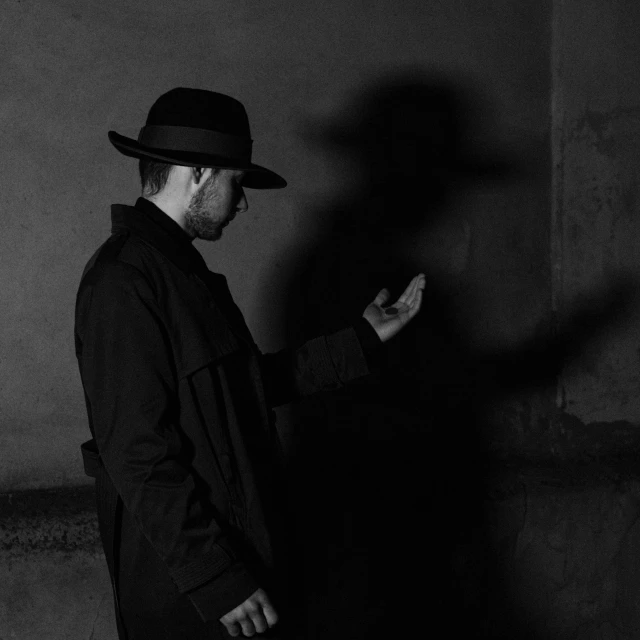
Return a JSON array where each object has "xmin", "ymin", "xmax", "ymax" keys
[
  {"xmin": 193, "ymin": 223, "xmax": 224, "ymax": 242},
  {"xmin": 198, "ymin": 230, "xmax": 223, "ymax": 242}
]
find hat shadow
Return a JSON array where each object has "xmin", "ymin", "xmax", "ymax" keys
[{"xmin": 301, "ymin": 69, "xmax": 518, "ymax": 232}]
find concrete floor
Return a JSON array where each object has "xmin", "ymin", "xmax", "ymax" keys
[
  {"xmin": 3, "ymin": 465, "xmax": 640, "ymax": 639},
  {"xmin": 0, "ymin": 486, "xmax": 117, "ymax": 639}
]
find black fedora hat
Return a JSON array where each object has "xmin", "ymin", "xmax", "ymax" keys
[{"xmin": 108, "ymin": 87, "xmax": 286, "ymax": 189}]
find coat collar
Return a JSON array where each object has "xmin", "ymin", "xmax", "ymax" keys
[
  {"xmin": 110, "ymin": 198, "xmax": 255, "ymax": 348},
  {"xmin": 111, "ymin": 197, "xmax": 210, "ymax": 277}
]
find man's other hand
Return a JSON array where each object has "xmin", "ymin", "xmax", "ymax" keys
[
  {"xmin": 219, "ymin": 588, "xmax": 279, "ymax": 637},
  {"xmin": 363, "ymin": 273, "xmax": 425, "ymax": 343}
]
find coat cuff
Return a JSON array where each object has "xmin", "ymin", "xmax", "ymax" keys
[
  {"xmin": 187, "ymin": 561, "xmax": 261, "ymax": 622},
  {"xmin": 169, "ymin": 540, "xmax": 234, "ymax": 593}
]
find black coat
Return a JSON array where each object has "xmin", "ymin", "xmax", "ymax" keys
[{"xmin": 74, "ymin": 198, "xmax": 380, "ymax": 639}]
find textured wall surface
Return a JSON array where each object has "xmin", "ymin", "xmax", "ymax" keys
[
  {"xmin": 550, "ymin": 0, "xmax": 640, "ymax": 453},
  {"xmin": 485, "ymin": 463, "xmax": 640, "ymax": 639},
  {"xmin": 0, "ymin": 487, "xmax": 116, "ymax": 639},
  {"xmin": 0, "ymin": 0, "xmax": 551, "ymax": 491},
  {"xmin": 6, "ymin": 0, "xmax": 640, "ymax": 637}
]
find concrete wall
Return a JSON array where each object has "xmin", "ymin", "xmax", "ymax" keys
[
  {"xmin": 553, "ymin": 0, "xmax": 640, "ymax": 435},
  {"xmin": 0, "ymin": 0, "xmax": 552, "ymax": 491},
  {"xmin": 6, "ymin": 0, "xmax": 640, "ymax": 638}
]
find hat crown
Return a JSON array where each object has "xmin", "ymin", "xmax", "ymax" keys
[
  {"xmin": 146, "ymin": 87, "xmax": 251, "ymax": 138},
  {"xmin": 107, "ymin": 87, "xmax": 286, "ymax": 188}
]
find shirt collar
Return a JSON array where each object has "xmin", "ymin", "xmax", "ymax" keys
[{"xmin": 110, "ymin": 197, "xmax": 210, "ymax": 276}]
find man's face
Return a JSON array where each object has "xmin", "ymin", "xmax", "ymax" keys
[{"xmin": 184, "ymin": 168, "xmax": 247, "ymax": 241}]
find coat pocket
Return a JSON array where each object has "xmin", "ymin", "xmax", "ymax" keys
[{"xmin": 181, "ymin": 356, "xmax": 247, "ymax": 518}]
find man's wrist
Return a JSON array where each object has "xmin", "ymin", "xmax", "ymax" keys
[{"xmin": 354, "ymin": 318, "xmax": 385, "ymax": 371}]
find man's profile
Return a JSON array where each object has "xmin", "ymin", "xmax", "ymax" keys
[{"xmin": 74, "ymin": 87, "xmax": 424, "ymax": 639}]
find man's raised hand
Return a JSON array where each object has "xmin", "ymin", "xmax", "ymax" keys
[
  {"xmin": 219, "ymin": 588, "xmax": 278, "ymax": 637},
  {"xmin": 362, "ymin": 274, "xmax": 426, "ymax": 343}
]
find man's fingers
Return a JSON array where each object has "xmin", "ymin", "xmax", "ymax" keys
[
  {"xmin": 408, "ymin": 288, "xmax": 423, "ymax": 318},
  {"xmin": 398, "ymin": 276, "xmax": 418, "ymax": 305},
  {"xmin": 238, "ymin": 616, "xmax": 256, "ymax": 637},
  {"xmin": 393, "ymin": 284, "xmax": 424, "ymax": 321},
  {"xmin": 410, "ymin": 274, "xmax": 425, "ymax": 306},
  {"xmin": 407, "ymin": 274, "xmax": 425, "ymax": 308},
  {"xmin": 397, "ymin": 274, "xmax": 425, "ymax": 306},
  {"xmin": 221, "ymin": 620, "xmax": 241, "ymax": 637},
  {"xmin": 396, "ymin": 283, "xmax": 411, "ymax": 306},
  {"xmin": 249, "ymin": 609, "xmax": 269, "ymax": 634},
  {"xmin": 254, "ymin": 591, "xmax": 279, "ymax": 628},
  {"xmin": 261, "ymin": 601, "xmax": 279, "ymax": 628},
  {"xmin": 406, "ymin": 277, "xmax": 424, "ymax": 311},
  {"xmin": 220, "ymin": 588, "xmax": 278, "ymax": 637},
  {"xmin": 376, "ymin": 275, "xmax": 425, "ymax": 314},
  {"xmin": 221, "ymin": 609, "xmax": 268, "ymax": 637},
  {"xmin": 245, "ymin": 599, "xmax": 268, "ymax": 634}
]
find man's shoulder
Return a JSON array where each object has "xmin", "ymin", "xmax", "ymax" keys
[{"xmin": 78, "ymin": 231, "xmax": 156, "ymax": 294}]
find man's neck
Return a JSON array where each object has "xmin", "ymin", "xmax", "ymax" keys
[{"xmin": 143, "ymin": 194, "xmax": 190, "ymax": 234}]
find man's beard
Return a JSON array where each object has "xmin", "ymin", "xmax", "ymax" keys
[{"xmin": 184, "ymin": 174, "xmax": 224, "ymax": 241}]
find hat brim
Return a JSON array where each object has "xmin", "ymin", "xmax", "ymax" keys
[{"xmin": 108, "ymin": 131, "xmax": 287, "ymax": 189}]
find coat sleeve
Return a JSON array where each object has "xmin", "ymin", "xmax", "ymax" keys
[
  {"xmin": 260, "ymin": 317, "xmax": 384, "ymax": 408},
  {"xmin": 76, "ymin": 261, "xmax": 259, "ymax": 622}
]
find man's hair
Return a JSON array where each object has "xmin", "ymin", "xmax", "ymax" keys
[{"xmin": 139, "ymin": 158, "xmax": 174, "ymax": 197}]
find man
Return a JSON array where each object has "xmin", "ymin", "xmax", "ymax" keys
[{"xmin": 75, "ymin": 87, "xmax": 424, "ymax": 639}]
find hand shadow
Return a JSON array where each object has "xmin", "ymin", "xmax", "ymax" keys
[{"xmin": 268, "ymin": 69, "xmax": 637, "ymax": 639}]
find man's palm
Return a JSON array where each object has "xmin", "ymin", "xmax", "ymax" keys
[{"xmin": 363, "ymin": 274, "xmax": 425, "ymax": 343}]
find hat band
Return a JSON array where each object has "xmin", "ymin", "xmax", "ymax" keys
[{"xmin": 138, "ymin": 125, "xmax": 253, "ymax": 162}]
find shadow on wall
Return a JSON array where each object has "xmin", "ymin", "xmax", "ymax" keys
[{"xmin": 266, "ymin": 69, "xmax": 637, "ymax": 639}]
